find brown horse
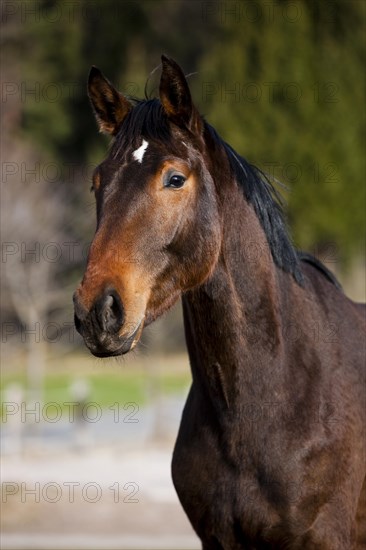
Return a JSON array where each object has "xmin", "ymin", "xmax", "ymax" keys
[{"xmin": 74, "ymin": 56, "xmax": 366, "ymax": 549}]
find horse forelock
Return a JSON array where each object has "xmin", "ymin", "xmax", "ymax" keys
[{"xmin": 111, "ymin": 99, "xmax": 171, "ymax": 159}]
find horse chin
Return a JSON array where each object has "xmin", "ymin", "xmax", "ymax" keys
[{"xmin": 86, "ymin": 319, "xmax": 144, "ymax": 358}]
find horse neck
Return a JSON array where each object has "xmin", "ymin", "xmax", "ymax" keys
[{"xmin": 182, "ymin": 181, "xmax": 293, "ymax": 409}]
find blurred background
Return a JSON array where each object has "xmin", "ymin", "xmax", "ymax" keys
[{"xmin": 1, "ymin": 1, "xmax": 365, "ymax": 549}]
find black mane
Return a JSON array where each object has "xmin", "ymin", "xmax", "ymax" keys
[{"xmin": 113, "ymin": 99, "xmax": 303, "ymax": 284}]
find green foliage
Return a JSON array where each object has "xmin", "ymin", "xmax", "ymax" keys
[{"xmin": 196, "ymin": 0, "xmax": 365, "ymax": 261}]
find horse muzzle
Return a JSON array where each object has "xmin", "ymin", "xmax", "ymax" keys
[{"xmin": 73, "ymin": 288, "xmax": 143, "ymax": 357}]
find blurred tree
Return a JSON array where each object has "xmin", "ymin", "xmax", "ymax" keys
[
  {"xmin": 197, "ymin": 0, "xmax": 365, "ymax": 263},
  {"xmin": 1, "ymin": 143, "xmax": 73, "ymax": 404}
]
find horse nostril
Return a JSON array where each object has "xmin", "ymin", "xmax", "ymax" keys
[
  {"xmin": 74, "ymin": 313, "xmax": 82, "ymax": 334},
  {"xmin": 97, "ymin": 291, "xmax": 124, "ymax": 333}
]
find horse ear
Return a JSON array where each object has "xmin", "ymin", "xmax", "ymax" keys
[
  {"xmin": 159, "ymin": 55, "xmax": 202, "ymax": 134},
  {"xmin": 88, "ymin": 66, "xmax": 132, "ymax": 135}
]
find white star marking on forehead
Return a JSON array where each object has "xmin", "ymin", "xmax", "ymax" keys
[{"xmin": 132, "ymin": 139, "xmax": 149, "ymax": 163}]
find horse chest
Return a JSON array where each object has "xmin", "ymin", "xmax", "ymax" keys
[{"xmin": 172, "ymin": 387, "xmax": 294, "ymax": 546}]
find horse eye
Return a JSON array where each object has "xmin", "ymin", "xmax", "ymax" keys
[{"xmin": 165, "ymin": 173, "xmax": 186, "ymax": 189}]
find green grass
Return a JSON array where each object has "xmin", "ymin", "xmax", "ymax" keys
[{"xmin": 0, "ymin": 352, "xmax": 191, "ymax": 417}]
